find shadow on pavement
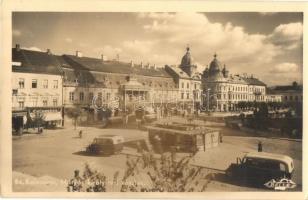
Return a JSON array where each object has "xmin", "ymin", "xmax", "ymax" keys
[
  {"xmin": 72, "ymin": 136, "xmax": 82, "ymax": 139},
  {"xmin": 212, "ymin": 172, "xmax": 268, "ymax": 190},
  {"xmin": 72, "ymin": 151, "xmax": 113, "ymax": 157}
]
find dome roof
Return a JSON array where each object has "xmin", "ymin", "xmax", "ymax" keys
[
  {"xmin": 209, "ymin": 71, "xmax": 227, "ymax": 82},
  {"xmin": 209, "ymin": 53, "xmax": 222, "ymax": 74}
]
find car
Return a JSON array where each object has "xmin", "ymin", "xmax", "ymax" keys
[
  {"xmin": 86, "ymin": 135, "xmax": 124, "ymax": 155},
  {"xmin": 226, "ymin": 152, "xmax": 294, "ymax": 186}
]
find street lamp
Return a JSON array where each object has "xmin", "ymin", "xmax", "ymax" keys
[{"xmin": 207, "ymin": 88, "xmax": 211, "ymax": 112}]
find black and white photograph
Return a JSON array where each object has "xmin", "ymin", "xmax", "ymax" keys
[{"xmin": 1, "ymin": 1, "xmax": 306, "ymax": 198}]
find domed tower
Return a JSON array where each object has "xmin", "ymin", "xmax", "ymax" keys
[
  {"xmin": 180, "ymin": 46, "xmax": 195, "ymax": 77},
  {"xmin": 202, "ymin": 66, "xmax": 209, "ymax": 79},
  {"xmin": 208, "ymin": 53, "xmax": 222, "ymax": 76},
  {"xmin": 222, "ymin": 64, "xmax": 229, "ymax": 78}
]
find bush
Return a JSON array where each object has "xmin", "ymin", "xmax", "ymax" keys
[
  {"xmin": 66, "ymin": 107, "xmax": 82, "ymax": 130},
  {"xmin": 120, "ymin": 149, "xmax": 213, "ymax": 192}
]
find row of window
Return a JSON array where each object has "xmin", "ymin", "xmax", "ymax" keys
[
  {"xmin": 180, "ymin": 92, "xmax": 199, "ymax": 100},
  {"xmin": 181, "ymin": 82, "xmax": 201, "ymax": 90},
  {"xmin": 68, "ymin": 92, "xmax": 111, "ymax": 102},
  {"xmin": 18, "ymin": 78, "xmax": 59, "ymax": 89},
  {"xmin": 17, "ymin": 98, "xmax": 58, "ymax": 108},
  {"xmin": 284, "ymin": 95, "xmax": 302, "ymax": 101},
  {"xmin": 214, "ymin": 93, "xmax": 265, "ymax": 101},
  {"xmin": 215, "ymin": 85, "xmax": 265, "ymax": 93}
]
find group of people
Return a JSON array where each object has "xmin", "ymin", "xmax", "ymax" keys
[{"xmin": 121, "ymin": 106, "xmax": 146, "ymax": 129}]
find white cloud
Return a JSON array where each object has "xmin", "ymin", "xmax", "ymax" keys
[
  {"xmin": 79, "ymin": 42, "xmax": 90, "ymax": 47},
  {"xmin": 112, "ymin": 13, "xmax": 280, "ymax": 70},
  {"xmin": 93, "ymin": 45, "xmax": 122, "ymax": 60},
  {"xmin": 22, "ymin": 46, "xmax": 43, "ymax": 52},
  {"xmin": 269, "ymin": 22, "xmax": 303, "ymax": 50},
  {"xmin": 265, "ymin": 62, "xmax": 302, "ymax": 85},
  {"xmin": 93, "ymin": 13, "xmax": 302, "ymax": 85},
  {"xmin": 65, "ymin": 37, "xmax": 72, "ymax": 43},
  {"xmin": 13, "ymin": 29, "xmax": 21, "ymax": 37},
  {"xmin": 270, "ymin": 62, "xmax": 299, "ymax": 73}
]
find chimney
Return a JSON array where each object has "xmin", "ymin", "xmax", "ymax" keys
[
  {"xmin": 46, "ymin": 49, "xmax": 51, "ymax": 55},
  {"xmin": 130, "ymin": 60, "xmax": 134, "ymax": 67},
  {"xmin": 147, "ymin": 63, "xmax": 150, "ymax": 69},
  {"xmin": 76, "ymin": 51, "xmax": 82, "ymax": 57},
  {"xmin": 140, "ymin": 62, "xmax": 143, "ymax": 68},
  {"xmin": 16, "ymin": 44, "xmax": 20, "ymax": 51},
  {"xmin": 101, "ymin": 54, "xmax": 104, "ymax": 62},
  {"xmin": 116, "ymin": 54, "xmax": 120, "ymax": 62},
  {"xmin": 153, "ymin": 64, "xmax": 157, "ymax": 70}
]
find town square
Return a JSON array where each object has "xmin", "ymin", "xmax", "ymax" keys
[{"xmin": 10, "ymin": 12, "xmax": 303, "ymax": 192}]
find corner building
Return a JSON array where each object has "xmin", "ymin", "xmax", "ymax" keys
[{"xmin": 202, "ymin": 54, "xmax": 267, "ymax": 111}]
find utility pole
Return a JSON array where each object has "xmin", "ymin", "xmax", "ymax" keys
[{"xmin": 207, "ymin": 88, "xmax": 211, "ymax": 112}]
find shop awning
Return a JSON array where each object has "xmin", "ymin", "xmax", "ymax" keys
[
  {"xmin": 12, "ymin": 111, "xmax": 27, "ymax": 117},
  {"xmin": 44, "ymin": 112, "xmax": 62, "ymax": 121}
]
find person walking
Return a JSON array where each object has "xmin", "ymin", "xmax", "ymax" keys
[
  {"xmin": 258, "ymin": 141, "xmax": 263, "ymax": 152},
  {"xmin": 122, "ymin": 109, "xmax": 129, "ymax": 126},
  {"xmin": 135, "ymin": 106, "xmax": 144, "ymax": 129}
]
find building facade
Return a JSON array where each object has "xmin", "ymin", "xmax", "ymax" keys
[
  {"xmin": 165, "ymin": 47, "xmax": 202, "ymax": 111},
  {"xmin": 202, "ymin": 54, "xmax": 267, "ymax": 111},
  {"xmin": 12, "ymin": 45, "xmax": 63, "ymax": 132},
  {"xmin": 12, "ymin": 45, "xmax": 203, "ymax": 130},
  {"xmin": 269, "ymin": 83, "xmax": 303, "ymax": 103}
]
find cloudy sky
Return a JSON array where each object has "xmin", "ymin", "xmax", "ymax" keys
[{"xmin": 13, "ymin": 12, "xmax": 303, "ymax": 86}]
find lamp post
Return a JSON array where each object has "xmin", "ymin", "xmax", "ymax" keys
[{"xmin": 207, "ymin": 88, "xmax": 211, "ymax": 112}]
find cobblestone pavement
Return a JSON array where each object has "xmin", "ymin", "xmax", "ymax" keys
[{"xmin": 12, "ymin": 123, "xmax": 302, "ymax": 192}]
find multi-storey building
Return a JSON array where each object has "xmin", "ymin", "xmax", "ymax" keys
[
  {"xmin": 265, "ymin": 94, "xmax": 283, "ymax": 103},
  {"xmin": 202, "ymin": 54, "xmax": 267, "ymax": 111},
  {"xmin": 12, "ymin": 45, "xmax": 202, "ymax": 129},
  {"xmin": 12, "ymin": 45, "xmax": 63, "ymax": 132},
  {"xmin": 268, "ymin": 83, "xmax": 303, "ymax": 103},
  {"xmin": 60, "ymin": 52, "xmax": 179, "ymax": 111},
  {"xmin": 165, "ymin": 47, "xmax": 202, "ymax": 111}
]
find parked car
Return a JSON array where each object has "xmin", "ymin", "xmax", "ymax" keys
[
  {"xmin": 226, "ymin": 152, "xmax": 294, "ymax": 186},
  {"xmin": 86, "ymin": 135, "xmax": 124, "ymax": 155}
]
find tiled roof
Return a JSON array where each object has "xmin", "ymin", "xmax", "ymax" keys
[
  {"xmin": 62, "ymin": 55, "xmax": 171, "ymax": 78},
  {"xmin": 272, "ymin": 85, "xmax": 303, "ymax": 92},
  {"xmin": 12, "ymin": 48, "xmax": 63, "ymax": 75},
  {"xmin": 227, "ymin": 75, "xmax": 247, "ymax": 84},
  {"xmin": 268, "ymin": 85, "xmax": 303, "ymax": 94},
  {"xmin": 165, "ymin": 65, "xmax": 191, "ymax": 79},
  {"xmin": 241, "ymin": 77, "xmax": 267, "ymax": 86}
]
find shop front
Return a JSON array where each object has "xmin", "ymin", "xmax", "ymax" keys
[
  {"xmin": 12, "ymin": 109, "xmax": 27, "ymax": 134},
  {"xmin": 27, "ymin": 107, "xmax": 63, "ymax": 129}
]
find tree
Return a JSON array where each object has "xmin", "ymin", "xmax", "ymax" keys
[
  {"xmin": 119, "ymin": 149, "xmax": 213, "ymax": 192},
  {"xmin": 32, "ymin": 110, "xmax": 46, "ymax": 133},
  {"xmin": 66, "ymin": 107, "xmax": 82, "ymax": 130}
]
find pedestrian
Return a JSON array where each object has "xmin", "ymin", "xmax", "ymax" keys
[
  {"xmin": 220, "ymin": 133, "xmax": 223, "ymax": 143},
  {"xmin": 114, "ymin": 108, "xmax": 119, "ymax": 117},
  {"xmin": 79, "ymin": 130, "xmax": 83, "ymax": 138},
  {"xmin": 258, "ymin": 141, "xmax": 263, "ymax": 152},
  {"xmin": 135, "ymin": 106, "xmax": 144, "ymax": 129},
  {"xmin": 122, "ymin": 109, "xmax": 129, "ymax": 126}
]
